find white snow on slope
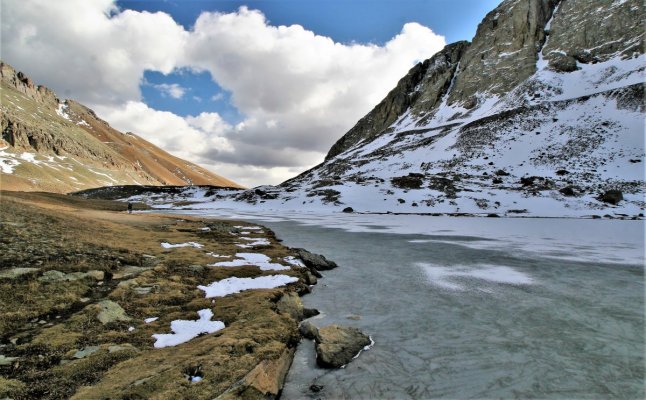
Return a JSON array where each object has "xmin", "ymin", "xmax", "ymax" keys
[
  {"xmin": 210, "ymin": 253, "xmax": 290, "ymax": 271},
  {"xmin": 198, "ymin": 275, "xmax": 299, "ymax": 298},
  {"xmin": 152, "ymin": 309, "xmax": 224, "ymax": 348},
  {"xmin": 161, "ymin": 242, "xmax": 204, "ymax": 249}
]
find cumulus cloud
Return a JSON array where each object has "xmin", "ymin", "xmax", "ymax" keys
[
  {"xmin": 1, "ymin": 0, "xmax": 186, "ymax": 104},
  {"xmin": 1, "ymin": 1, "xmax": 446, "ymax": 187}
]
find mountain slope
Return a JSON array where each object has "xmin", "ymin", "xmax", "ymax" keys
[{"xmin": 0, "ymin": 61, "xmax": 243, "ymax": 193}]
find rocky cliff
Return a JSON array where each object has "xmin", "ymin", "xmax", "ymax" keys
[{"xmin": 1, "ymin": 61, "xmax": 243, "ymax": 192}]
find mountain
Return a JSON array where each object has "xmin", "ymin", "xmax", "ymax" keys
[
  {"xmin": 82, "ymin": 0, "xmax": 644, "ymax": 219},
  {"xmin": 229, "ymin": 0, "xmax": 644, "ymax": 218},
  {"xmin": 0, "ymin": 61, "xmax": 243, "ymax": 193}
]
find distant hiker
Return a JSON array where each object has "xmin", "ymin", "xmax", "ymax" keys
[{"xmin": 127, "ymin": 202, "xmax": 133, "ymax": 214}]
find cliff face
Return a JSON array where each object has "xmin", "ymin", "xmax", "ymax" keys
[
  {"xmin": 217, "ymin": 0, "xmax": 644, "ymax": 218},
  {"xmin": 326, "ymin": 41, "xmax": 469, "ymax": 160},
  {"xmin": 0, "ymin": 61, "xmax": 243, "ymax": 192}
]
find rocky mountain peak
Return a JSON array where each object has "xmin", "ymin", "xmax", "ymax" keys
[
  {"xmin": 326, "ymin": 40, "xmax": 469, "ymax": 160},
  {"xmin": 447, "ymin": 0, "xmax": 559, "ymax": 108},
  {"xmin": 1, "ymin": 62, "xmax": 59, "ymax": 107}
]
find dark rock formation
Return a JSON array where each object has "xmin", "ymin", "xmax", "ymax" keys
[
  {"xmin": 598, "ymin": 190, "xmax": 623, "ymax": 205},
  {"xmin": 294, "ymin": 248, "xmax": 338, "ymax": 271}
]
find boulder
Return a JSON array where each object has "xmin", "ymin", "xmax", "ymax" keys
[
  {"xmin": 598, "ymin": 190, "xmax": 623, "ymax": 205},
  {"xmin": 342, "ymin": 207, "xmax": 354, "ymax": 213},
  {"xmin": 95, "ymin": 300, "xmax": 131, "ymax": 324},
  {"xmin": 0, "ymin": 268, "xmax": 39, "ymax": 281},
  {"xmin": 294, "ymin": 249, "xmax": 338, "ymax": 271},
  {"xmin": 298, "ymin": 321, "xmax": 320, "ymax": 341},
  {"xmin": 276, "ymin": 292, "xmax": 303, "ymax": 321},
  {"xmin": 315, "ymin": 325, "xmax": 371, "ymax": 368},
  {"xmin": 559, "ymin": 186, "xmax": 576, "ymax": 197}
]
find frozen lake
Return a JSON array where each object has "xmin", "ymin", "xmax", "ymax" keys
[{"xmin": 170, "ymin": 210, "xmax": 645, "ymax": 399}]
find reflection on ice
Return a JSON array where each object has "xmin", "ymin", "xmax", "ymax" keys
[{"xmin": 419, "ymin": 263, "xmax": 534, "ymax": 290}]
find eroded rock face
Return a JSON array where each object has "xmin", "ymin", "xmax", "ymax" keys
[
  {"xmin": 315, "ymin": 325, "xmax": 371, "ymax": 368},
  {"xmin": 448, "ymin": 0, "xmax": 558, "ymax": 108},
  {"xmin": 0, "ymin": 62, "xmax": 58, "ymax": 107},
  {"xmin": 543, "ymin": 0, "xmax": 643, "ymax": 70},
  {"xmin": 326, "ymin": 41, "xmax": 468, "ymax": 159}
]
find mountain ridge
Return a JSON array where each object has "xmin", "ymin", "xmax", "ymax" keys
[{"xmin": 0, "ymin": 61, "xmax": 243, "ymax": 193}]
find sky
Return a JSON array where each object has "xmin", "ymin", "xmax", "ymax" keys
[{"xmin": 1, "ymin": 0, "xmax": 501, "ymax": 187}]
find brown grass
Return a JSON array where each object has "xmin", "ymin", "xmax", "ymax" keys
[{"xmin": 0, "ymin": 191, "xmax": 307, "ymax": 399}]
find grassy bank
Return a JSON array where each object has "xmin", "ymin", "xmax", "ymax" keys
[{"xmin": 0, "ymin": 191, "xmax": 310, "ymax": 399}]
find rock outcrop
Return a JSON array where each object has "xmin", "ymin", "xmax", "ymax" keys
[{"xmin": 326, "ymin": 41, "xmax": 469, "ymax": 159}]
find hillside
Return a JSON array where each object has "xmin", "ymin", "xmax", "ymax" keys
[{"xmin": 0, "ymin": 62, "xmax": 243, "ymax": 193}]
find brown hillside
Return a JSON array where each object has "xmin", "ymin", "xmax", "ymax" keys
[{"xmin": 0, "ymin": 61, "xmax": 243, "ymax": 192}]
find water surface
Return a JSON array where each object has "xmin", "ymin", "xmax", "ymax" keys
[{"xmin": 174, "ymin": 211, "xmax": 645, "ymax": 399}]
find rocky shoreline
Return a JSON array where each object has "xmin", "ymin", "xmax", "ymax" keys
[{"xmin": 0, "ymin": 191, "xmax": 368, "ymax": 399}]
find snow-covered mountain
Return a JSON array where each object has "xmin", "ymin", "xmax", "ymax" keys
[
  {"xmin": 100, "ymin": 0, "xmax": 644, "ymax": 218},
  {"xmin": 0, "ymin": 62, "xmax": 243, "ymax": 193}
]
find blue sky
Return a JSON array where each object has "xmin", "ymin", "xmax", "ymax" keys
[{"xmin": 120, "ymin": 0, "xmax": 500, "ymax": 119}]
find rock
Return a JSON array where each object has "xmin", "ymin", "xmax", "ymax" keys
[
  {"xmin": 303, "ymin": 308, "xmax": 320, "ymax": 319},
  {"xmin": 86, "ymin": 270, "xmax": 105, "ymax": 281},
  {"xmin": 342, "ymin": 207, "xmax": 354, "ymax": 213},
  {"xmin": 309, "ymin": 384, "xmax": 324, "ymax": 392},
  {"xmin": 299, "ymin": 321, "xmax": 320, "ymax": 341},
  {"xmin": 391, "ymin": 175, "xmax": 423, "ymax": 189},
  {"xmin": 108, "ymin": 344, "xmax": 139, "ymax": 354},
  {"xmin": 495, "ymin": 169, "xmax": 510, "ymax": 176},
  {"xmin": 559, "ymin": 186, "xmax": 576, "ymax": 196},
  {"xmin": 112, "ymin": 266, "xmax": 151, "ymax": 280},
  {"xmin": 39, "ymin": 269, "xmax": 105, "ymax": 283},
  {"xmin": 315, "ymin": 325, "xmax": 371, "ymax": 368},
  {"xmin": 38, "ymin": 270, "xmax": 67, "ymax": 282},
  {"xmin": 72, "ymin": 346, "xmax": 100, "ymax": 359},
  {"xmin": 0, "ymin": 355, "xmax": 18, "ymax": 366},
  {"xmin": 598, "ymin": 190, "xmax": 623, "ymax": 205},
  {"xmin": 95, "ymin": 300, "xmax": 131, "ymax": 324},
  {"xmin": 216, "ymin": 348, "xmax": 295, "ymax": 399},
  {"xmin": 276, "ymin": 292, "xmax": 304, "ymax": 321},
  {"xmin": 304, "ymin": 272, "xmax": 318, "ymax": 285},
  {"xmin": 294, "ymin": 248, "xmax": 338, "ymax": 271},
  {"xmin": 0, "ymin": 267, "xmax": 39, "ymax": 281}
]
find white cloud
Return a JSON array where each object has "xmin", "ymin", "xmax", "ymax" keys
[
  {"xmin": 1, "ymin": 2, "xmax": 446, "ymax": 187},
  {"xmin": 1, "ymin": 0, "xmax": 186, "ymax": 104},
  {"xmin": 94, "ymin": 101, "xmax": 233, "ymax": 161},
  {"xmin": 153, "ymin": 83, "xmax": 185, "ymax": 99}
]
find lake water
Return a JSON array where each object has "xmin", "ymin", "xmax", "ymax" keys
[{"xmin": 174, "ymin": 210, "xmax": 645, "ymax": 399}]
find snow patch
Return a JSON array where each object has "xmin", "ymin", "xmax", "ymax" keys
[
  {"xmin": 198, "ymin": 275, "xmax": 299, "ymax": 298},
  {"xmin": 152, "ymin": 309, "xmax": 225, "ymax": 348},
  {"xmin": 161, "ymin": 242, "xmax": 204, "ymax": 249},
  {"xmin": 210, "ymin": 253, "xmax": 291, "ymax": 271}
]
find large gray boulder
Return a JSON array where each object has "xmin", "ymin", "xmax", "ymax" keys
[
  {"xmin": 294, "ymin": 248, "xmax": 338, "ymax": 271},
  {"xmin": 315, "ymin": 325, "xmax": 371, "ymax": 368}
]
